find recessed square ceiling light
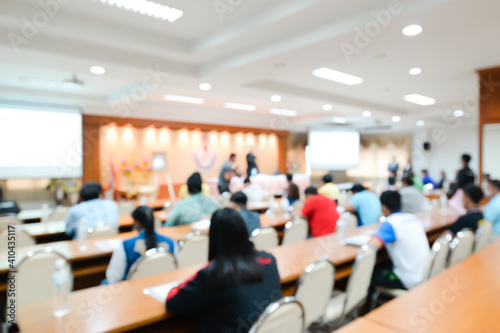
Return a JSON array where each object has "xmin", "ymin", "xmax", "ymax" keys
[
  {"xmin": 392, "ymin": 116, "xmax": 401, "ymax": 123},
  {"xmin": 224, "ymin": 103, "xmax": 256, "ymax": 112},
  {"xmin": 404, "ymin": 94, "xmax": 436, "ymax": 106},
  {"xmin": 269, "ymin": 108, "xmax": 297, "ymax": 117},
  {"xmin": 323, "ymin": 104, "xmax": 333, "ymax": 111},
  {"xmin": 163, "ymin": 95, "xmax": 204, "ymax": 104},
  {"xmin": 402, "ymin": 24, "xmax": 422, "ymax": 36},
  {"xmin": 312, "ymin": 67, "xmax": 363, "ymax": 85},
  {"xmin": 416, "ymin": 120, "xmax": 425, "ymax": 126},
  {"xmin": 453, "ymin": 110, "xmax": 464, "ymax": 117},
  {"xmin": 332, "ymin": 117, "xmax": 347, "ymax": 124},
  {"xmin": 362, "ymin": 110, "xmax": 372, "ymax": 117},
  {"xmin": 99, "ymin": 0, "xmax": 183, "ymax": 22},
  {"xmin": 409, "ymin": 67, "xmax": 422, "ymax": 75}
]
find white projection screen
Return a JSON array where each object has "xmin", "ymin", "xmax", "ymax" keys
[
  {"xmin": 308, "ymin": 129, "xmax": 360, "ymax": 170},
  {"xmin": 0, "ymin": 105, "xmax": 83, "ymax": 179}
]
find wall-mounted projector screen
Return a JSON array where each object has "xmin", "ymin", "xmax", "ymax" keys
[
  {"xmin": 0, "ymin": 106, "xmax": 82, "ymax": 179},
  {"xmin": 308, "ymin": 129, "xmax": 360, "ymax": 170}
]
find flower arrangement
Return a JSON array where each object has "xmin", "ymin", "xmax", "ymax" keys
[{"xmin": 121, "ymin": 155, "xmax": 152, "ymax": 188}]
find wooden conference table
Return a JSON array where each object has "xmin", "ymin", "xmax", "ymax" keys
[{"xmin": 16, "ymin": 209, "xmax": 459, "ymax": 333}]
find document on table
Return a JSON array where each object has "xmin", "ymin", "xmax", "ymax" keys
[
  {"xmin": 143, "ymin": 281, "xmax": 181, "ymax": 303},
  {"xmin": 191, "ymin": 219, "xmax": 210, "ymax": 231},
  {"xmin": 94, "ymin": 238, "xmax": 123, "ymax": 251},
  {"xmin": 344, "ymin": 234, "xmax": 371, "ymax": 247}
]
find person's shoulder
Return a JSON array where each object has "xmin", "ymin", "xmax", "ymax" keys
[{"xmin": 256, "ymin": 251, "xmax": 276, "ymax": 265}]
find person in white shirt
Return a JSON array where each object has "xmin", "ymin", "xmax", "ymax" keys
[
  {"xmin": 241, "ymin": 178, "xmax": 264, "ymax": 202},
  {"xmin": 399, "ymin": 176, "xmax": 425, "ymax": 213},
  {"xmin": 369, "ymin": 190, "xmax": 430, "ymax": 290}
]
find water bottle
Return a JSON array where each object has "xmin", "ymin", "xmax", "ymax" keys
[
  {"xmin": 439, "ymin": 192, "xmax": 448, "ymax": 214},
  {"xmin": 53, "ymin": 259, "xmax": 70, "ymax": 317},
  {"xmin": 337, "ymin": 219, "xmax": 346, "ymax": 243},
  {"xmin": 77, "ymin": 218, "xmax": 88, "ymax": 251},
  {"xmin": 139, "ymin": 195, "xmax": 147, "ymax": 206},
  {"xmin": 41, "ymin": 203, "xmax": 50, "ymax": 226}
]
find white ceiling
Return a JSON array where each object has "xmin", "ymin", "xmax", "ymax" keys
[{"xmin": 1, "ymin": 0, "xmax": 498, "ymax": 133}]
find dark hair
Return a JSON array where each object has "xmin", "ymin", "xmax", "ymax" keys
[
  {"xmin": 401, "ymin": 176, "xmax": 414, "ymax": 186},
  {"xmin": 380, "ymin": 190, "xmax": 402, "ymax": 213},
  {"xmin": 244, "ymin": 178, "xmax": 251, "ymax": 184},
  {"xmin": 489, "ymin": 179, "xmax": 500, "ymax": 191},
  {"xmin": 286, "ymin": 173, "xmax": 293, "ymax": 182},
  {"xmin": 304, "ymin": 186, "xmax": 317, "ymax": 196},
  {"xmin": 461, "ymin": 154, "xmax": 471, "ymax": 164},
  {"xmin": 80, "ymin": 181, "xmax": 102, "ymax": 201},
  {"xmin": 0, "ymin": 186, "xmax": 3, "ymax": 200},
  {"xmin": 208, "ymin": 208, "xmax": 263, "ymax": 289},
  {"xmin": 351, "ymin": 183, "xmax": 366, "ymax": 193},
  {"xmin": 230, "ymin": 153, "xmax": 236, "ymax": 159},
  {"xmin": 463, "ymin": 185, "xmax": 484, "ymax": 204},
  {"xmin": 131, "ymin": 206, "xmax": 157, "ymax": 250},
  {"xmin": 230, "ymin": 191, "xmax": 247, "ymax": 207},
  {"xmin": 322, "ymin": 174, "xmax": 333, "ymax": 183},
  {"xmin": 187, "ymin": 173, "xmax": 202, "ymax": 194},
  {"xmin": 421, "ymin": 169, "xmax": 428, "ymax": 174}
]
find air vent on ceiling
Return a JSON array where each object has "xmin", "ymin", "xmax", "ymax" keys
[{"xmin": 362, "ymin": 125, "xmax": 392, "ymax": 132}]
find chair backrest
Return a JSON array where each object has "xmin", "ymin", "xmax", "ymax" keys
[
  {"xmin": 177, "ymin": 232, "xmax": 209, "ymax": 269},
  {"xmin": 291, "ymin": 200, "xmax": 304, "ymax": 213},
  {"xmin": 0, "ymin": 228, "xmax": 35, "ymax": 248},
  {"xmin": 10, "ymin": 248, "xmax": 72, "ymax": 308},
  {"xmin": 0, "ymin": 214, "xmax": 22, "ymax": 229},
  {"xmin": 249, "ymin": 297, "xmax": 304, "ymax": 333},
  {"xmin": 127, "ymin": 247, "xmax": 177, "ymax": 280},
  {"xmin": 251, "ymin": 228, "xmax": 279, "ymax": 251},
  {"xmin": 421, "ymin": 247, "xmax": 437, "ymax": 283},
  {"xmin": 339, "ymin": 213, "xmax": 358, "ymax": 231},
  {"xmin": 281, "ymin": 219, "xmax": 308, "ymax": 246},
  {"xmin": 294, "ymin": 259, "xmax": 335, "ymax": 327},
  {"xmin": 118, "ymin": 202, "xmax": 136, "ymax": 216},
  {"xmin": 47, "ymin": 206, "xmax": 70, "ymax": 222},
  {"xmin": 87, "ymin": 224, "xmax": 119, "ymax": 239},
  {"xmin": 428, "ymin": 234, "xmax": 452, "ymax": 278},
  {"xmin": 344, "ymin": 245, "xmax": 377, "ymax": 314},
  {"xmin": 474, "ymin": 220, "xmax": 493, "ymax": 252},
  {"xmin": 448, "ymin": 229, "xmax": 475, "ymax": 267}
]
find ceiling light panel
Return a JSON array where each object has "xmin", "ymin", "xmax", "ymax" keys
[
  {"xmin": 98, "ymin": 0, "xmax": 183, "ymax": 22},
  {"xmin": 312, "ymin": 67, "xmax": 363, "ymax": 85},
  {"xmin": 269, "ymin": 108, "xmax": 297, "ymax": 117},
  {"xmin": 163, "ymin": 95, "xmax": 204, "ymax": 104},
  {"xmin": 404, "ymin": 94, "xmax": 436, "ymax": 106},
  {"xmin": 224, "ymin": 103, "xmax": 256, "ymax": 111}
]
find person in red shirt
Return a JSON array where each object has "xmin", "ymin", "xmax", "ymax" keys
[{"xmin": 298, "ymin": 186, "xmax": 339, "ymax": 237}]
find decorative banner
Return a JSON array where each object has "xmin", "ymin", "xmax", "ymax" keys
[{"xmin": 194, "ymin": 133, "xmax": 218, "ymax": 170}]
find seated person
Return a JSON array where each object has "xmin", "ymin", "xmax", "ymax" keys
[
  {"xmin": 230, "ymin": 192, "xmax": 261, "ymax": 235},
  {"xmin": 448, "ymin": 184, "xmax": 484, "ymax": 234},
  {"xmin": 241, "ymin": 178, "xmax": 265, "ymax": 202},
  {"xmin": 421, "ymin": 169, "xmax": 437, "ymax": 189},
  {"xmin": 399, "ymin": 176, "xmax": 425, "ymax": 213},
  {"xmin": 369, "ymin": 191, "xmax": 430, "ymax": 290},
  {"xmin": 286, "ymin": 173, "xmax": 300, "ymax": 205},
  {"xmin": 437, "ymin": 170, "xmax": 447, "ymax": 189},
  {"xmin": 65, "ymin": 181, "xmax": 119, "ymax": 239},
  {"xmin": 298, "ymin": 186, "xmax": 339, "ymax": 237},
  {"xmin": 178, "ymin": 172, "xmax": 211, "ymax": 200},
  {"xmin": 345, "ymin": 184, "xmax": 382, "ymax": 226},
  {"xmin": 105, "ymin": 206, "xmax": 177, "ymax": 284},
  {"xmin": 166, "ymin": 173, "xmax": 220, "ymax": 226},
  {"xmin": 484, "ymin": 179, "xmax": 500, "ymax": 236},
  {"xmin": 318, "ymin": 173, "xmax": 340, "ymax": 203},
  {"xmin": 166, "ymin": 208, "xmax": 282, "ymax": 332},
  {"xmin": 0, "ymin": 186, "xmax": 21, "ymax": 215}
]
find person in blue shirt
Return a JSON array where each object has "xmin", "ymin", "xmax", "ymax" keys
[
  {"xmin": 65, "ymin": 181, "xmax": 119, "ymax": 238},
  {"xmin": 345, "ymin": 184, "xmax": 382, "ymax": 226},
  {"xmin": 484, "ymin": 179, "xmax": 500, "ymax": 236},
  {"xmin": 230, "ymin": 191, "xmax": 261, "ymax": 235},
  {"xmin": 421, "ymin": 170, "xmax": 438, "ymax": 189},
  {"xmin": 105, "ymin": 206, "xmax": 177, "ymax": 284}
]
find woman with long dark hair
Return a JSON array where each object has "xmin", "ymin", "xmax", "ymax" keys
[
  {"xmin": 166, "ymin": 208, "xmax": 282, "ymax": 333},
  {"xmin": 105, "ymin": 205, "xmax": 177, "ymax": 284}
]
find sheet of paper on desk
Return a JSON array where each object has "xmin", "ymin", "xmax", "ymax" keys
[
  {"xmin": 191, "ymin": 219, "xmax": 210, "ymax": 231},
  {"xmin": 94, "ymin": 238, "xmax": 122, "ymax": 251},
  {"xmin": 143, "ymin": 281, "xmax": 181, "ymax": 303},
  {"xmin": 344, "ymin": 234, "xmax": 371, "ymax": 247}
]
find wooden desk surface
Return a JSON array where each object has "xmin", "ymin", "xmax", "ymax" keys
[
  {"xmin": 365, "ymin": 241, "xmax": 500, "ymax": 333},
  {"xmin": 16, "ymin": 209, "xmax": 459, "ymax": 333},
  {"xmin": 335, "ymin": 318, "xmax": 403, "ymax": 332}
]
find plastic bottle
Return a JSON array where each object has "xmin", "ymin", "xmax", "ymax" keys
[
  {"xmin": 77, "ymin": 218, "xmax": 88, "ymax": 251},
  {"xmin": 53, "ymin": 259, "xmax": 70, "ymax": 317}
]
